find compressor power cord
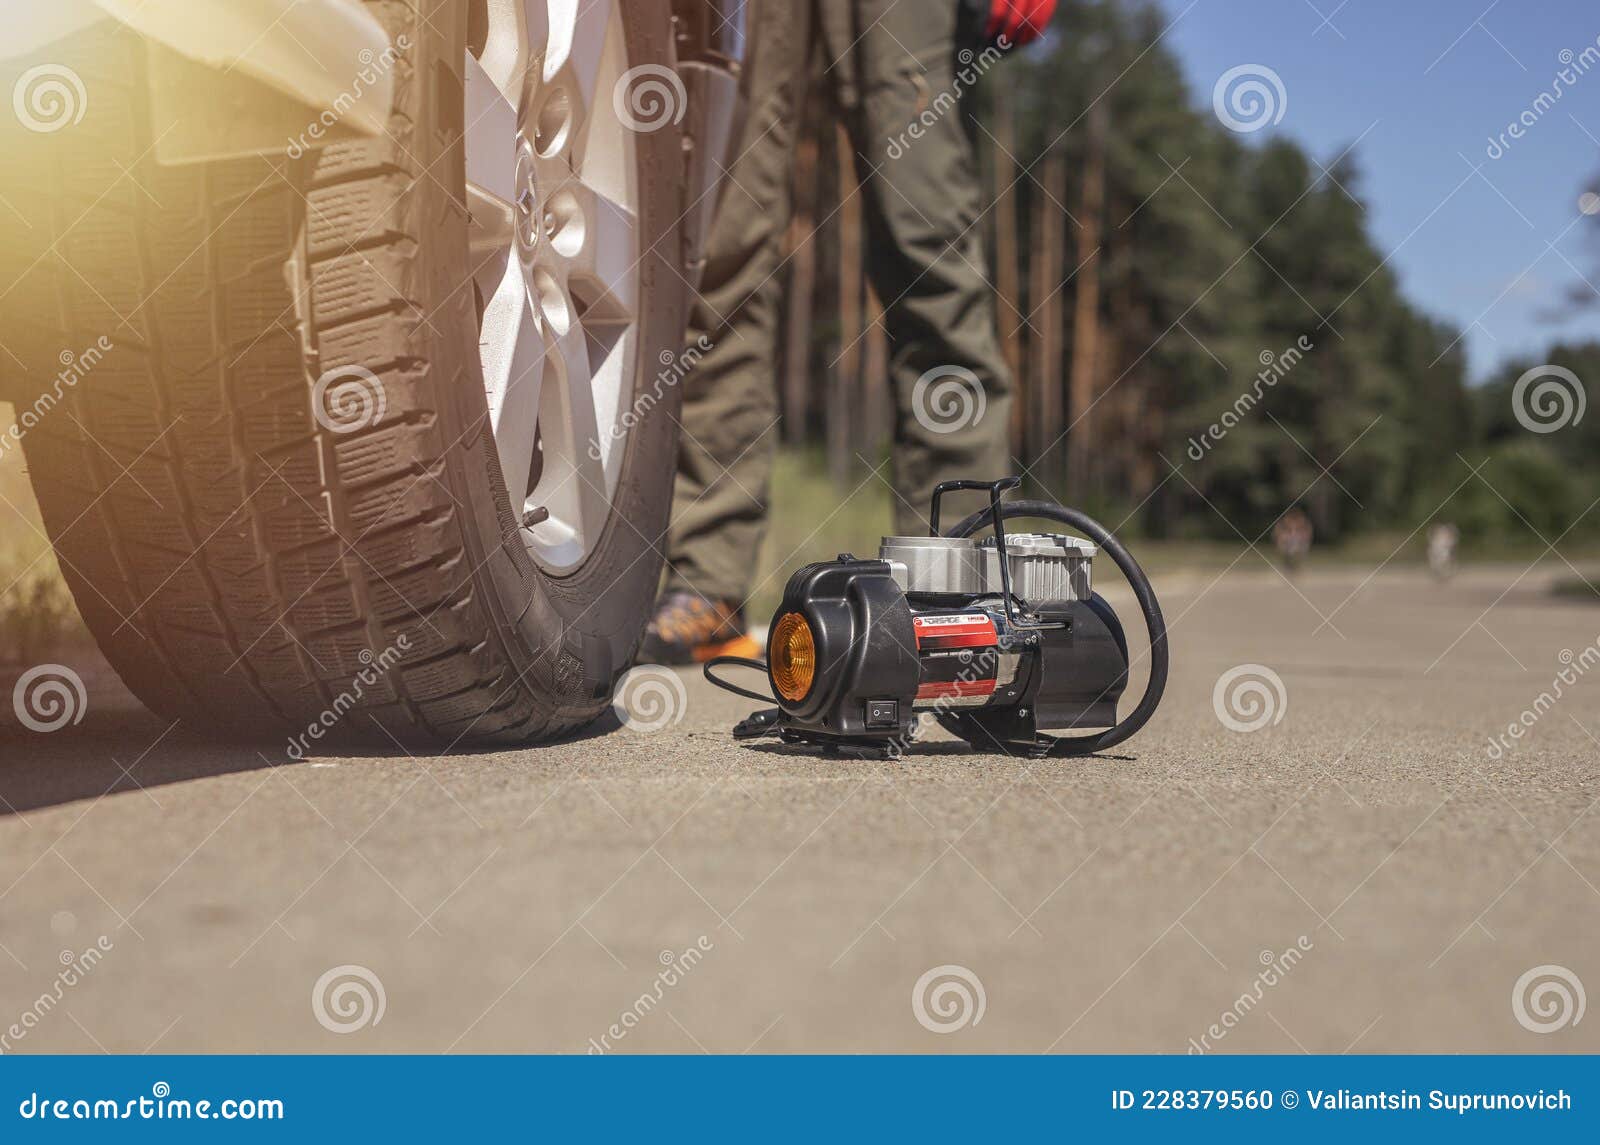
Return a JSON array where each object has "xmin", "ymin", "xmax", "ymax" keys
[
  {"xmin": 946, "ymin": 499, "xmax": 1169, "ymax": 755},
  {"xmin": 703, "ymin": 655, "xmax": 776, "ymax": 703}
]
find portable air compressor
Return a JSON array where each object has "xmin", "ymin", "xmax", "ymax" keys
[{"xmin": 705, "ymin": 478, "xmax": 1169, "ymax": 758}]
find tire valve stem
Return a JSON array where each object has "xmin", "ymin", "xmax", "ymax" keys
[{"xmin": 522, "ymin": 506, "xmax": 550, "ymax": 529}]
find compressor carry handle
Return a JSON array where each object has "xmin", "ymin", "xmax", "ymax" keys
[
  {"xmin": 928, "ymin": 476, "xmax": 1020, "ymax": 538},
  {"xmin": 930, "ymin": 476, "xmax": 1038, "ymax": 629}
]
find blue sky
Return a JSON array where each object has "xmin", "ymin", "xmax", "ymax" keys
[{"xmin": 1151, "ymin": 0, "xmax": 1599, "ymax": 381}]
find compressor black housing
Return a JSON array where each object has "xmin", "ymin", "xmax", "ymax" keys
[
  {"xmin": 713, "ymin": 478, "xmax": 1167, "ymax": 759},
  {"xmin": 759, "ymin": 556, "xmax": 1131, "ymax": 754}
]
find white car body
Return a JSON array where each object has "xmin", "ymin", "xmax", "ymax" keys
[{"xmin": 5, "ymin": 0, "xmax": 393, "ymax": 135}]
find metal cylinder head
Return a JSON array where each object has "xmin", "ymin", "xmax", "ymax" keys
[{"xmin": 878, "ymin": 536, "xmax": 982, "ymax": 596}]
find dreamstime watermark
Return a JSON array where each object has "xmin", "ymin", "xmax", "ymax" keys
[
  {"xmin": 586, "ymin": 937, "xmax": 713, "ymax": 1052},
  {"xmin": 1187, "ymin": 335, "xmax": 1312, "ymax": 461},
  {"xmin": 1485, "ymin": 638, "xmax": 1600, "ymax": 760},
  {"xmin": 912, "ymin": 365, "xmax": 987, "ymax": 436},
  {"xmin": 285, "ymin": 635, "xmax": 411, "ymax": 760},
  {"xmin": 12, "ymin": 664, "xmax": 88, "ymax": 734},
  {"xmin": 1485, "ymin": 38, "xmax": 1600, "ymax": 160},
  {"xmin": 1212, "ymin": 64, "xmax": 1286, "ymax": 134},
  {"xmin": 1511, "ymin": 964, "xmax": 1585, "ymax": 1034},
  {"xmin": 12, "ymin": 63, "xmax": 87, "ymax": 133},
  {"xmin": 0, "ymin": 936, "xmax": 113, "ymax": 1054},
  {"xmin": 2, "ymin": 336, "xmax": 114, "ymax": 456},
  {"xmin": 1187, "ymin": 936, "xmax": 1313, "ymax": 1053},
  {"xmin": 611, "ymin": 665, "xmax": 688, "ymax": 733},
  {"xmin": 911, "ymin": 964, "xmax": 986, "ymax": 1033},
  {"xmin": 1212, "ymin": 664, "xmax": 1287, "ymax": 733},
  {"xmin": 588, "ymin": 335, "xmax": 713, "ymax": 461},
  {"xmin": 285, "ymin": 34, "xmax": 412, "ymax": 158},
  {"xmin": 1511, "ymin": 364, "xmax": 1586, "ymax": 434},
  {"xmin": 885, "ymin": 37, "xmax": 1011, "ymax": 159},
  {"xmin": 17, "ymin": 1083, "xmax": 284, "ymax": 1121},
  {"xmin": 312, "ymin": 364, "xmax": 387, "ymax": 434},
  {"xmin": 613, "ymin": 64, "xmax": 686, "ymax": 133},
  {"xmin": 311, "ymin": 964, "xmax": 386, "ymax": 1034}
]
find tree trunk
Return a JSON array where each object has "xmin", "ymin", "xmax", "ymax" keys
[
  {"xmin": 831, "ymin": 124, "xmax": 861, "ymax": 485},
  {"xmin": 1067, "ymin": 102, "xmax": 1107, "ymax": 496},
  {"xmin": 990, "ymin": 85, "xmax": 1025, "ymax": 460},
  {"xmin": 782, "ymin": 135, "xmax": 820, "ymax": 445},
  {"xmin": 864, "ymin": 286, "xmax": 890, "ymax": 463},
  {"xmin": 838, "ymin": 123, "xmax": 864, "ymax": 479},
  {"xmin": 1032, "ymin": 153, "xmax": 1067, "ymax": 489}
]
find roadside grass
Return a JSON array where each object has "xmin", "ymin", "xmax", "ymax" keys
[
  {"xmin": 749, "ymin": 450, "xmax": 896, "ymax": 621},
  {"xmin": 746, "ymin": 450, "xmax": 1600, "ymax": 619}
]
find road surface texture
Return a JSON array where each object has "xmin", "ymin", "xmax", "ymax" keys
[{"xmin": 1, "ymin": 563, "xmax": 1597, "ymax": 1053}]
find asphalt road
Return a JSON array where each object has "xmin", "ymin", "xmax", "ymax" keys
[{"xmin": 1, "ymin": 563, "xmax": 1597, "ymax": 1053}]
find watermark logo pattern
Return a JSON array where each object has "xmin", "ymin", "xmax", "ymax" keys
[
  {"xmin": 1212, "ymin": 65, "xmax": 1287, "ymax": 134},
  {"xmin": 612, "ymin": 666, "xmax": 688, "ymax": 733},
  {"xmin": 1511, "ymin": 364, "xmax": 1585, "ymax": 434},
  {"xmin": 312, "ymin": 965, "xmax": 386, "ymax": 1034},
  {"xmin": 912, "ymin": 964, "xmax": 986, "ymax": 1033},
  {"xmin": 1212, "ymin": 664, "xmax": 1287, "ymax": 733},
  {"xmin": 1512, "ymin": 965, "xmax": 1585, "ymax": 1034},
  {"xmin": 911, "ymin": 366, "xmax": 987, "ymax": 436},
  {"xmin": 13, "ymin": 664, "xmax": 87, "ymax": 733},
  {"xmin": 613, "ymin": 65, "xmax": 687, "ymax": 133},
  {"xmin": 13, "ymin": 64, "xmax": 87, "ymax": 134},
  {"xmin": 312, "ymin": 366, "xmax": 387, "ymax": 434}
]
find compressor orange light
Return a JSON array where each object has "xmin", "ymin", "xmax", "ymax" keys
[{"xmin": 770, "ymin": 612, "xmax": 817, "ymax": 702}]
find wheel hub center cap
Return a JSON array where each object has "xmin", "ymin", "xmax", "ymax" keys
[{"xmin": 514, "ymin": 140, "xmax": 540, "ymax": 254}]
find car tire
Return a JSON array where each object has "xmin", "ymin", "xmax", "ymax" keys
[{"xmin": 0, "ymin": 0, "xmax": 686, "ymax": 746}]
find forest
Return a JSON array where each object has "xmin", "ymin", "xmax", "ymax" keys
[{"xmin": 774, "ymin": 0, "xmax": 1600, "ymax": 545}]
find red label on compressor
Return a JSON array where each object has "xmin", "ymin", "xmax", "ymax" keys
[
  {"xmin": 912, "ymin": 613, "xmax": 996, "ymax": 650},
  {"xmin": 913, "ymin": 614, "xmax": 999, "ymax": 703}
]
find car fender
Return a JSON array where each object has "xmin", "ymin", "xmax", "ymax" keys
[{"xmin": 7, "ymin": 0, "xmax": 394, "ymax": 138}]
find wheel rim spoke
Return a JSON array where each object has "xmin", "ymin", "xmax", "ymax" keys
[
  {"xmin": 466, "ymin": 182, "xmax": 516, "ymax": 309},
  {"xmin": 474, "ymin": 1, "xmax": 548, "ymax": 108},
  {"xmin": 479, "ymin": 261, "xmax": 546, "ymax": 507},
  {"xmin": 540, "ymin": 0, "xmax": 618, "ymax": 171},
  {"xmin": 541, "ymin": 1, "xmax": 612, "ymax": 97},
  {"xmin": 531, "ymin": 310, "xmax": 611, "ymax": 557},
  {"xmin": 464, "ymin": 53, "xmax": 518, "ymax": 201},
  {"xmin": 549, "ymin": 177, "xmax": 637, "ymax": 323}
]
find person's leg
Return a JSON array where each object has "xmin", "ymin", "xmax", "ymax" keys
[
  {"xmin": 663, "ymin": 0, "xmax": 811, "ymax": 603},
  {"xmin": 828, "ymin": 0, "xmax": 1015, "ymax": 535}
]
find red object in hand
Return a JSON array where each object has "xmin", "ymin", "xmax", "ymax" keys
[{"xmin": 986, "ymin": 0, "xmax": 1057, "ymax": 48}]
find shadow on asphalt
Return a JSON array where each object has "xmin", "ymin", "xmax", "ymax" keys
[
  {"xmin": 737, "ymin": 740, "xmax": 1137, "ymax": 763},
  {"xmin": 0, "ymin": 696, "xmax": 632, "ymax": 818},
  {"xmin": 0, "ymin": 708, "xmax": 285, "ymax": 817}
]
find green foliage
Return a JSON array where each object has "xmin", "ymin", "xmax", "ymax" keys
[
  {"xmin": 1478, "ymin": 441, "xmax": 1583, "ymax": 537},
  {"xmin": 987, "ymin": 0, "xmax": 1590, "ymax": 547},
  {"xmin": 1456, "ymin": 341, "xmax": 1600, "ymax": 541}
]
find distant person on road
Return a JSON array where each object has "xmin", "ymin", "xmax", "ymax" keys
[
  {"xmin": 1427, "ymin": 521, "xmax": 1459, "ymax": 581},
  {"xmin": 1273, "ymin": 508, "xmax": 1313, "ymax": 573},
  {"xmin": 639, "ymin": 0, "xmax": 1056, "ymax": 665}
]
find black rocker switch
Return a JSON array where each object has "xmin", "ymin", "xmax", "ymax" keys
[{"xmin": 865, "ymin": 699, "xmax": 899, "ymax": 728}]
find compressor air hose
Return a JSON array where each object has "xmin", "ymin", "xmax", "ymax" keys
[{"xmin": 946, "ymin": 499, "xmax": 1169, "ymax": 755}]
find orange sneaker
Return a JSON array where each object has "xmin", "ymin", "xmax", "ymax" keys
[{"xmin": 637, "ymin": 591, "xmax": 762, "ymax": 665}]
